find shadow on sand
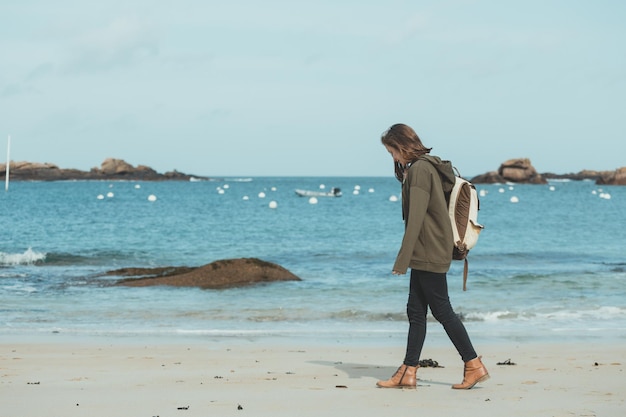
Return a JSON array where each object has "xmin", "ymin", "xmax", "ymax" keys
[{"xmin": 308, "ymin": 360, "xmax": 453, "ymax": 387}]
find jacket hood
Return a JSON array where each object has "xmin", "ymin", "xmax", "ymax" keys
[{"xmin": 419, "ymin": 155, "xmax": 456, "ymax": 193}]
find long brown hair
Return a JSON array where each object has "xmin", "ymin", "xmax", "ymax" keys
[{"xmin": 381, "ymin": 123, "xmax": 432, "ymax": 182}]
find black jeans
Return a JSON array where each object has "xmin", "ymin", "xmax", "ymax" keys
[{"xmin": 403, "ymin": 269, "xmax": 477, "ymax": 366}]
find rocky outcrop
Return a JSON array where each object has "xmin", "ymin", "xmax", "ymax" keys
[
  {"xmin": 471, "ymin": 159, "xmax": 626, "ymax": 185},
  {"xmin": 100, "ymin": 158, "xmax": 140, "ymax": 175},
  {"xmin": 542, "ymin": 170, "xmax": 609, "ymax": 181},
  {"xmin": 596, "ymin": 167, "xmax": 626, "ymax": 185},
  {"xmin": 469, "ymin": 171, "xmax": 504, "ymax": 184},
  {"xmin": 471, "ymin": 158, "xmax": 546, "ymax": 184},
  {"xmin": 0, "ymin": 158, "xmax": 209, "ymax": 181},
  {"xmin": 111, "ymin": 258, "xmax": 301, "ymax": 289}
]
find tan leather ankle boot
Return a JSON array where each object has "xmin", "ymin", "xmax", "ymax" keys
[
  {"xmin": 452, "ymin": 356, "xmax": 489, "ymax": 389},
  {"xmin": 376, "ymin": 364, "xmax": 418, "ymax": 388}
]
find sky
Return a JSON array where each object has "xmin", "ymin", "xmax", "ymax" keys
[{"xmin": 1, "ymin": 0, "xmax": 624, "ymax": 177}]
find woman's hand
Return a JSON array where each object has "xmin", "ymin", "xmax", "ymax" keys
[{"xmin": 392, "ymin": 270, "xmax": 403, "ymax": 275}]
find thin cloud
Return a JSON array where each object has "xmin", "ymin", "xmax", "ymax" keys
[
  {"xmin": 62, "ymin": 16, "xmax": 159, "ymax": 74},
  {"xmin": 380, "ymin": 13, "xmax": 430, "ymax": 47},
  {"xmin": 0, "ymin": 77, "xmax": 42, "ymax": 98},
  {"xmin": 0, "ymin": 83, "xmax": 27, "ymax": 98},
  {"xmin": 25, "ymin": 62, "xmax": 55, "ymax": 81}
]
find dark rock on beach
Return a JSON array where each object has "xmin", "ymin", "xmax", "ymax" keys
[
  {"xmin": 0, "ymin": 158, "xmax": 209, "ymax": 181},
  {"xmin": 111, "ymin": 258, "xmax": 301, "ymax": 289}
]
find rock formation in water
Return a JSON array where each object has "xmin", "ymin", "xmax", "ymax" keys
[
  {"xmin": 111, "ymin": 258, "xmax": 301, "ymax": 289},
  {"xmin": 471, "ymin": 158, "xmax": 626, "ymax": 185},
  {"xmin": 471, "ymin": 158, "xmax": 546, "ymax": 184},
  {"xmin": 0, "ymin": 158, "xmax": 208, "ymax": 181}
]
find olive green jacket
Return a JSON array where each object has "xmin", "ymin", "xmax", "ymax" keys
[{"xmin": 393, "ymin": 155, "xmax": 455, "ymax": 274}]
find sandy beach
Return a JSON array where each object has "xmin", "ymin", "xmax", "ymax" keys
[{"xmin": 1, "ymin": 335, "xmax": 624, "ymax": 417}]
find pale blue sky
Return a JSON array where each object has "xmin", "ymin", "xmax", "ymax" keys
[{"xmin": 1, "ymin": 0, "xmax": 624, "ymax": 177}]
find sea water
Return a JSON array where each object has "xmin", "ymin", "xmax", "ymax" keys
[{"xmin": 1, "ymin": 178, "xmax": 625, "ymax": 345}]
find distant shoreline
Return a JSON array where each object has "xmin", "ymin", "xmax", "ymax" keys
[
  {"xmin": 1, "ymin": 158, "xmax": 210, "ymax": 182},
  {"xmin": 1, "ymin": 158, "xmax": 624, "ymax": 185}
]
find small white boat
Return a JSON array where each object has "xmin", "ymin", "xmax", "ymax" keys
[{"xmin": 295, "ymin": 187, "xmax": 342, "ymax": 197}]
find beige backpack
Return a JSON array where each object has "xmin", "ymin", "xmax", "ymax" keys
[{"xmin": 447, "ymin": 170, "xmax": 484, "ymax": 290}]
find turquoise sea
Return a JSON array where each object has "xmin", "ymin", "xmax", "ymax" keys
[{"xmin": 1, "ymin": 177, "xmax": 625, "ymax": 345}]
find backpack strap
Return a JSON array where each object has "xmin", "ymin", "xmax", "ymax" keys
[{"xmin": 463, "ymin": 258, "xmax": 468, "ymax": 291}]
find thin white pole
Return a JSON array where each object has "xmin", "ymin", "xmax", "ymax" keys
[{"xmin": 5, "ymin": 135, "xmax": 10, "ymax": 192}]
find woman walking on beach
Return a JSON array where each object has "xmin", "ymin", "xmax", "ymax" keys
[{"xmin": 377, "ymin": 123, "xmax": 489, "ymax": 390}]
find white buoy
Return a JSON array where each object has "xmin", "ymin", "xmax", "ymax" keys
[
  {"xmin": 309, "ymin": 197, "xmax": 318, "ymax": 204},
  {"xmin": 223, "ymin": 184, "xmax": 230, "ymax": 189},
  {"xmin": 271, "ymin": 186, "xmax": 277, "ymax": 191},
  {"xmin": 549, "ymin": 186, "xmax": 555, "ymax": 191},
  {"xmin": 135, "ymin": 184, "xmax": 141, "ymax": 189},
  {"xmin": 258, "ymin": 192, "xmax": 266, "ymax": 198},
  {"xmin": 269, "ymin": 201, "xmax": 278, "ymax": 209},
  {"xmin": 353, "ymin": 189, "xmax": 360, "ymax": 195},
  {"xmin": 368, "ymin": 188, "xmax": 375, "ymax": 193},
  {"xmin": 354, "ymin": 185, "xmax": 361, "ymax": 191},
  {"xmin": 499, "ymin": 188, "xmax": 505, "ymax": 193},
  {"xmin": 242, "ymin": 195, "xmax": 249, "ymax": 200},
  {"xmin": 97, "ymin": 194, "xmax": 105, "ymax": 200},
  {"xmin": 510, "ymin": 196, "xmax": 519, "ymax": 203},
  {"xmin": 148, "ymin": 194, "xmax": 157, "ymax": 202},
  {"xmin": 107, "ymin": 192, "xmax": 114, "ymax": 198},
  {"xmin": 479, "ymin": 189, "xmax": 488, "ymax": 197},
  {"xmin": 389, "ymin": 195, "xmax": 399, "ymax": 202},
  {"xmin": 599, "ymin": 192, "xmax": 611, "ymax": 200},
  {"xmin": 319, "ymin": 184, "xmax": 326, "ymax": 189},
  {"xmin": 218, "ymin": 188, "xmax": 225, "ymax": 194}
]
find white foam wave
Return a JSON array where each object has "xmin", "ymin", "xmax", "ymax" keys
[
  {"xmin": 547, "ymin": 178, "xmax": 572, "ymax": 183},
  {"xmin": 4, "ymin": 283, "xmax": 38, "ymax": 293},
  {"xmin": 541, "ymin": 306, "xmax": 626, "ymax": 320},
  {"xmin": 463, "ymin": 310, "xmax": 527, "ymax": 322},
  {"xmin": 0, "ymin": 248, "xmax": 47, "ymax": 266},
  {"xmin": 462, "ymin": 306, "xmax": 626, "ymax": 322}
]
